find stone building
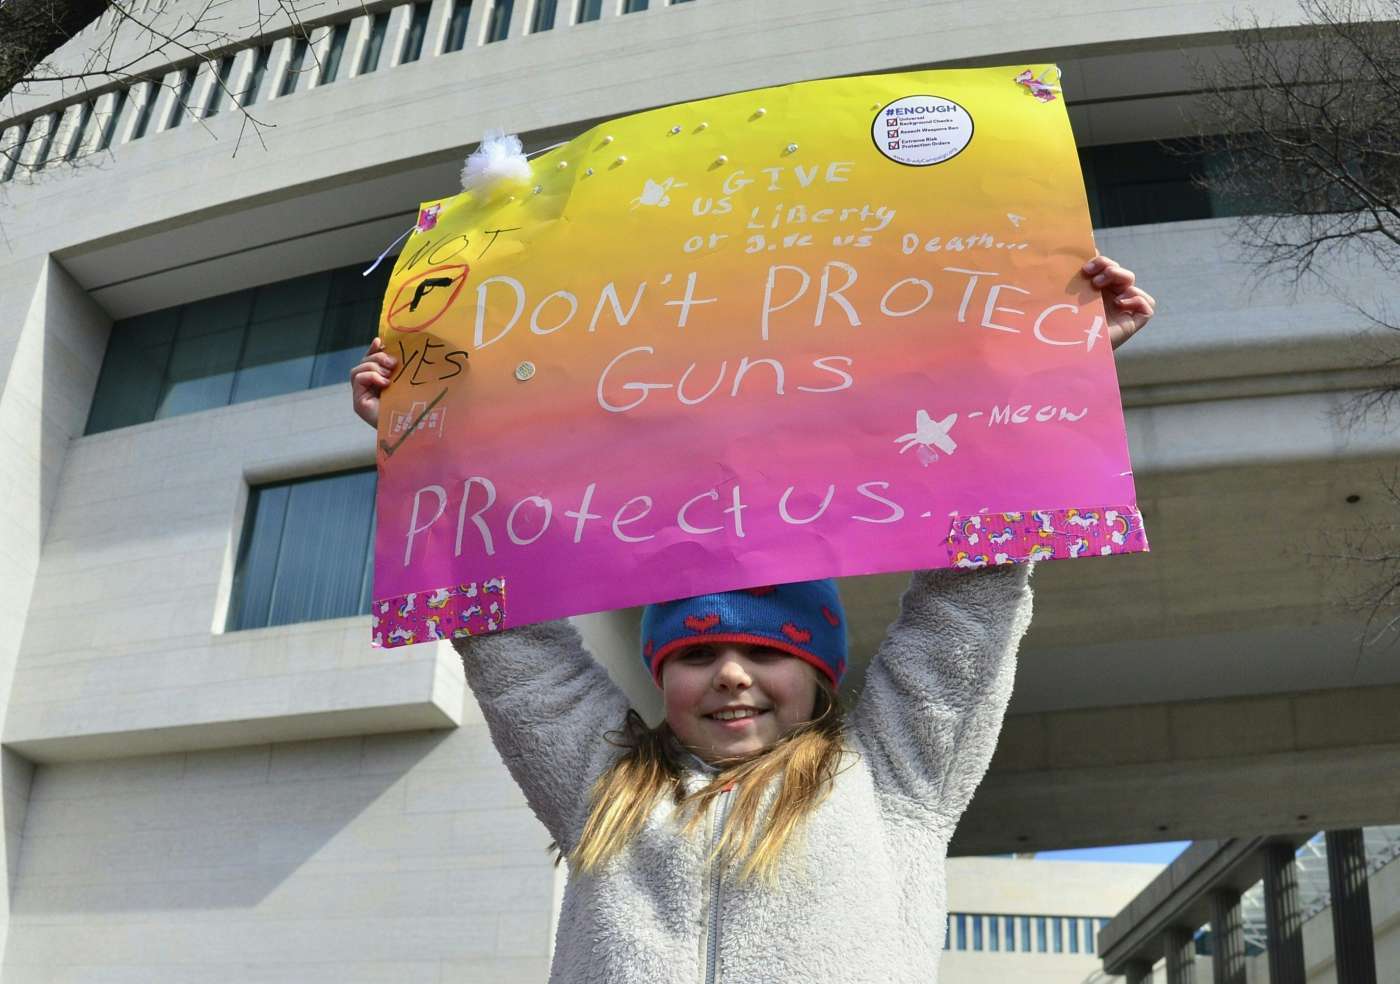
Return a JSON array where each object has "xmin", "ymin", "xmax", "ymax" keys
[{"xmin": 2, "ymin": 0, "xmax": 1398, "ymax": 979}]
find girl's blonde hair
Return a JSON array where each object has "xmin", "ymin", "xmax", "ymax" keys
[{"xmin": 571, "ymin": 681, "xmax": 850, "ymax": 884}]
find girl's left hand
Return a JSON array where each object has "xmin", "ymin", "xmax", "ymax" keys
[{"xmin": 1083, "ymin": 255, "xmax": 1155, "ymax": 350}]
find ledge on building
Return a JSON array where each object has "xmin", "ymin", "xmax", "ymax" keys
[{"xmin": 3, "ymin": 622, "xmax": 468, "ymax": 763}]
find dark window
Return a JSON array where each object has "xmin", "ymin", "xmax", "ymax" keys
[
  {"xmin": 1052, "ymin": 917, "xmax": 1064, "ymax": 953},
  {"xmin": 156, "ymin": 291, "xmax": 248, "ymax": 417},
  {"xmin": 359, "ymin": 13, "xmax": 389, "ymax": 73},
  {"xmin": 245, "ymin": 45, "xmax": 272, "ymax": 104},
  {"xmin": 1067, "ymin": 917, "xmax": 1079, "ymax": 953},
  {"xmin": 64, "ymin": 101, "xmax": 95, "ymax": 161},
  {"xmin": 228, "ymin": 468, "xmax": 377, "ymax": 631},
  {"xmin": 1019, "ymin": 916, "xmax": 1031, "ymax": 952},
  {"xmin": 445, "ymin": 0, "xmax": 473, "ymax": 51},
  {"xmin": 1079, "ymin": 137, "xmax": 1258, "ymax": 229},
  {"xmin": 1037, "ymin": 916, "xmax": 1048, "ymax": 953},
  {"xmin": 130, "ymin": 83, "xmax": 158, "ymax": 140},
  {"xmin": 320, "ymin": 22, "xmax": 350, "ymax": 83},
  {"xmin": 85, "ymin": 309, "xmax": 178, "ymax": 430},
  {"xmin": 311, "ymin": 263, "xmax": 397, "ymax": 387},
  {"xmin": 401, "ymin": 2, "xmax": 432, "ymax": 62},
  {"xmin": 97, "ymin": 90, "xmax": 126, "ymax": 150},
  {"xmin": 530, "ymin": 0, "xmax": 557, "ymax": 31},
  {"xmin": 206, "ymin": 55, "xmax": 235, "ymax": 115},
  {"xmin": 280, "ymin": 37, "xmax": 309, "ymax": 96},
  {"xmin": 1, "ymin": 122, "xmax": 30, "ymax": 181},
  {"xmin": 577, "ymin": 0, "xmax": 602, "ymax": 22},
  {"xmin": 168, "ymin": 67, "xmax": 195, "ymax": 128},
  {"xmin": 485, "ymin": 0, "xmax": 513, "ymax": 41},
  {"xmin": 229, "ymin": 276, "xmax": 323, "ymax": 404},
  {"xmin": 972, "ymin": 914, "xmax": 983, "ymax": 951},
  {"xmin": 85, "ymin": 259, "xmax": 393, "ymax": 434},
  {"xmin": 623, "ymin": 0, "xmax": 647, "ymax": 10},
  {"xmin": 1004, "ymin": 915, "xmax": 1016, "ymax": 951},
  {"xmin": 31, "ymin": 112, "xmax": 59, "ymax": 170},
  {"xmin": 989, "ymin": 915, "xmax": 1000, "ymax": 952},
  {"xmin": 1084, "ymin": 918, "xmax": 1096, "ymax": 953},
  {"xmin": 955, "ymin": 914, "xmax": 967, "ymax": 950}
]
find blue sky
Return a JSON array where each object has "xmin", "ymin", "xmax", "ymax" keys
[{"xmin": 1031, "ymin": 842, "xmax": 1190, "ymax": 865}]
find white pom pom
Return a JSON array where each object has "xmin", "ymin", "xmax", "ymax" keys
[{"xmin": 460, "ymin": 130, "xmax": 532, "ymax": 196}]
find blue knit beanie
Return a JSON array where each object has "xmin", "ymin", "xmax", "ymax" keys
[{"xmin": 641, "ymin": 580, "xmax": 848, "ymax": 687}]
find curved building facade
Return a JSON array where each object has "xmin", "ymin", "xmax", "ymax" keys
[{"xmin": 2, "ymin": 0, "xmax": 1399, "ymax": 978}]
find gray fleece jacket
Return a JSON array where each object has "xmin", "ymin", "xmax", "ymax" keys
[{"xmin": 453, "ymin": 564, "xmax": 1034, "ymax": 984}]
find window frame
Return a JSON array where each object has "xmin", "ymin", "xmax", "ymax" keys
[{"xmin": 226, "ymin": 466, "xmax": 378, "ymax": 633}]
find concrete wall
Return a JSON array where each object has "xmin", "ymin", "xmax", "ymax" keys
[
  {"xmin": 8, "ymin": 726, "xmax": 555, "ymax": 982},
  {"xmin": 0, "ymin": 257, "xmax": 111, "ymax": 962}
]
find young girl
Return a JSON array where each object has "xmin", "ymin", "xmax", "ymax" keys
[{"xmin": 352, "ymin": 257, "xmax": 1154, "ymax": 983}]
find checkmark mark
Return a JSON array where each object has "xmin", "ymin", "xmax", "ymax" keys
[{"xmin": 379, "ymin": 387, "xmax": 448, "ymax": 458}]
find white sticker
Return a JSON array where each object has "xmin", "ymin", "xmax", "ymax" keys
[{"xmin": 872, "ymin": 95, "xmax": 974, "ymax": 167}]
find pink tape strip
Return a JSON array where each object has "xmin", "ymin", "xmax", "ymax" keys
[
  {"xmin": 945, "ymin": 506, "xmax": 1148, "ymax": 567},
  {"xmin": 372, "ymin": 578, "xmax": 506, "ymax": 648}
]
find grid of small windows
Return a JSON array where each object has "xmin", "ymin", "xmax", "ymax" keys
[
  {"xmin": 485, "ymin": 0, "xmax": 514, "ymax": 42},
  {"xmin": 445, "ymin": 0, "xmax": 474, "ymax": 52},
  {"xmin": 280, "ymin": 36, "xmax": 309, "ymax": 95},
  {"xmin": 320, "ymin": 22, "xmax": 352, "ymax": 83},
  {"xmin": 2, "ymin": 0, "xmax": 1275, "ymax": 238},
  {"xmin": 0, "ymin": 122, "xmax": 29, "ymax": 181},
  {"xmin": 400, "ymin": 3, "xmax": 432, "ymax": 63},
  {"xmin": 245, "ymin": 44, "xmax": 273, "ymax": 104},
  {"xmin": 130, "ymin": 82, "xmax": 159, "ymax": 140},
  {"xmin": 64, "ymin": 101, "xmax": 95, "ymax": 161},
  {"xmin": 530, "ymin": 0, "xmax": 558, "ymax": 31},
  {"xmin": 228, "ymin": 468, "xmax": 377, "ymax": 631},
  {"xmin": 206, "ymin": 55, "xmax": 236, "ymax": 116},
  {"xmin": 168, "ymin": 67, "xmax": 196, "ymax": 128},
  {"xmin": 944, "ymin": 914, "xmax": 1112, "ymax": 954},
  {"xmin": 30, "ymin": 112, "xmax": 60, "ymax": 171},
  {"xmin": 84, "ymin": 259, "xmax": 393, "ymax": 435},
  {"xmin": 359, "ymin": 14, "xmax": 390, "ymax": 73},
  {"xmin": 98, "ymin": 89, "xmax": 128, "ymax": 150}
]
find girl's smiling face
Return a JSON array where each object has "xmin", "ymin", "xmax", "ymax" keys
[{"xmin": 660, "ymin": 643, "xmax": 821, "ymax": 762}]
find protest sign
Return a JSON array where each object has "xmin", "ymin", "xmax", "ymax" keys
[{"xmin": 370, "ymin": 66, "xmax": 1148, "ymax": 647}]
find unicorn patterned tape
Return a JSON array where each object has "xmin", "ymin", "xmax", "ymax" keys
[
  {"xmin": 943, "ymin": 506, "xmax": 1148, "ymax": 568},
  {"xmin": 372, "ymin": 578, "xmax": 507, "ymax": 648}
]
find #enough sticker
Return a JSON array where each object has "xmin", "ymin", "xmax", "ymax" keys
[{"xmin": 872, "ymin": 95, "xmax": 974, "ymax": 167}]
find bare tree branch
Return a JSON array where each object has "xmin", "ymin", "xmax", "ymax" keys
[
  {"xmin": 1194, "ymin": 0, "xmax": 1400, "ymax": 649},
  {"xmin": 0, "ymin": 0, "xmax": 323, "ymax": 177},
  {"xmin": 0, "ymin": 0, "xmax": 110, "ymax": 98}
]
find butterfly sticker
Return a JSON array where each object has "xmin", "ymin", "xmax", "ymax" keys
[
  {"xmin": 895, "ymin": 409, "xmax": 959, "ymax": 458},
  {"xmin": 1014, "ymin": 68, "xmax": 1061, "ymax": 103},
  {"xmin": 632, "ymin": 177, "xmax": 686, "ymax": 208}
]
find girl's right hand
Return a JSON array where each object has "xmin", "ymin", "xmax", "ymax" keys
[{"xmin": 351, "ymin": 337, "xmax": 397, "ymax": 428}]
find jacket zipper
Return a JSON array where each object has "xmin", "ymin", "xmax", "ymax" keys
[{"xmin": 703, "ymin": 786, "xmax": 735, "ymax": 984}]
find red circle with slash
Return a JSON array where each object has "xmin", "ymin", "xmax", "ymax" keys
[{"xmin": 386, "ymin": 264, "xmax": 471, "ymax": 334}]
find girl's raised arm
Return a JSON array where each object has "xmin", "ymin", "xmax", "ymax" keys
[
  {"xmin": 454, "ymin": 621, "xmax": 632, "ymax": 853},
  {"xmin": 354, "ymin": 341, "xmax": 630, "ymax": 848},
  {"xmin": 847, "ymin": 564, "xmax": 1033, "ymax": 835}
]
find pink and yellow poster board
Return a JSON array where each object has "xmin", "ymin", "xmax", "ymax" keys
[{"xmin": 371, "ymin": 66, "xmax": 1147, "ymax": 647}]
